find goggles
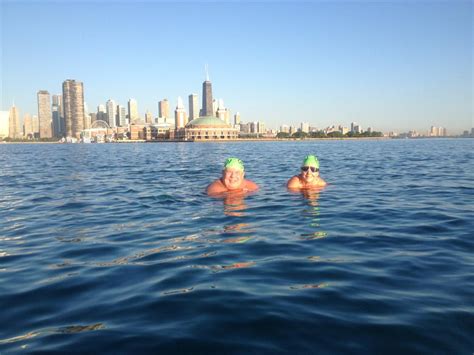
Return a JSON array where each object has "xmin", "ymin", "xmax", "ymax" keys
[{"xmin": 301, "ymin": 166, "xmax": 319, "ymax": 173}]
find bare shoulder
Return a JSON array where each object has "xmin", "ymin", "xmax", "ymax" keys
[
  {"xmin": 244, "ymin": 179, "xmax": 259, "ymax": 192},
  {"xmin": 287, "ymin": 175, "xmax": 302, "ymax": 189},
  {"xmin": 317, "ymin": 177, "xmax": 327, "ymax": 187},
  {"xmin": 207, "ymin": 179, "xmax": 227, "ymax": 195}
]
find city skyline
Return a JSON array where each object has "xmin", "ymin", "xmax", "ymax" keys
[{"xmin": 1, "ymin": 1, "xmax": 472, "ymax": 134}]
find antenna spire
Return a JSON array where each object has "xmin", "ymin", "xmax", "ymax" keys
[{"xmin": 205, "ymin": 64, "xmax": 209, "ymax": 81}]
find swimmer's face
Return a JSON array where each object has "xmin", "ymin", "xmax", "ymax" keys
[
  {"xmin": 222, "ymin": 168, "xmax": 245, "ymax": 190},
  {"xmin": 300, "ymin": 166, "xmax": 319, "ymax": 182}
]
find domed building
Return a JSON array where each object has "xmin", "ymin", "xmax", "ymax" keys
[{"xmin": 178, "ymin": 115, "xmax": 238, "ymax": 140}]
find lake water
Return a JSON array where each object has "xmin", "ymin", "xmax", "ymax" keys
[{"xmin": 0, "ymin": 139, "xmax": 473, "ymax": 353}]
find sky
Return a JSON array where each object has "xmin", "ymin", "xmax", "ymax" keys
[{"xmin": 1, "ymin": 0, "xmax": 472, "ymax": 134}]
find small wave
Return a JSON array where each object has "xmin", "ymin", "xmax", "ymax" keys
[{"xmin": 0, "ymin": 323, "xmax": 105, "ymax": 345}]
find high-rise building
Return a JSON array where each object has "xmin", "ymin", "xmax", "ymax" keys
[
  {"xmin": 159, "ymin": 99, "xmax": 170, "ymax": 122},
  {"xmin": 52, "ymin": 94, "xmax": 62, "ymax": 113},
  {"xmin": 52, "ymin": 94, "xmax": 63, "ymax": 136},
  {"xmin": 216, "ymin": 99, "xmax": 226, "ymax": 121},
  {"xmin": 84, "ymin": 113, "xmax": 91, "ymax": 130},
  {"xmin": 224, "ymin": 110, "xmax": 231, "ymax": 126},
  {"xmin": 234, "ymin": 112, "xmax": 241, "ymax": 126},
  {"xmin": 188, "ymin": 94, "xmax": 198, "ymax": 121},
  {"xmin": 97, "ymin": 104, "xmax": 107, "ymax": 123},
  {"xmin": 280, "ymin": 125, "xmax": 289, "ymax": 133},
  {"xmin": 175, "ymin": 97, "xmax": 187, "ymax": 129},
  {"xmin": 8, "ymin": 104, "xmax": 21, "ymax": 139},
  {"xmin": 106, "ymin": 99, "xmax": 117, "ymax": 128},
  {"xmin": 250, "ymin": 121, "xmax": 258, "ymax": 134},
  {"xmin": 0, "ymin": 111, "xmax": 9, "ymax": 138},
  {"xmin": 351, "ymin": 122, "xmax": 357, "ymax": 133},
  {"xmin": 23, "ymin": 113, "xmax": 33, "ymax": 137},
  {"xmin": 300, "ymin": 122, "xmax": 310, "ymax": 133},
  {"xmin": 145, "ymin": 110, "xmax": 153, "ymax": 124},
  {"xmin": 37, "ymin": 90, "xmax": 52, "ymax": 138},
  {"xmin": 128, "ymin": 98, "xmax": 139, "ymax": 123},
  {"xmin": 32, "ymin": 115, "xmax": 39, "ymax": 136},
  {"xmin": 52, "ymin": 94, "xmax": 63, "ymax": 134},
  {"xmin": 201, "ymin": 80, "xmax": 213, "ymax": 116},
  {"xmin": 212, "ymin": 99, "xmax": 218, "ymax": 117},
  {"xmin": 52, "ymin": 105, "xmax": 61, "ymax": 137},
  {"xmin": 117, "ymin": 105, "xmax": 126, "ymax": 127},
  {"xmin": 62, "ymin": 79, "xmax": 85, "ymax": 138}
]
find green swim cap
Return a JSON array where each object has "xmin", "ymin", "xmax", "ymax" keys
[
  {"xmin": 224, "ymin": 157, "xmax": 244, "ymax": 171},
  {"xmin": 302, "ymin": 155, "xmax": 320, "ymax": 168}
]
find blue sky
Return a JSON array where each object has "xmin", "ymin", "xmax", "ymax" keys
[{"xmin": 1, "ymin": 0, "xmax": 472, "ymax": 133}]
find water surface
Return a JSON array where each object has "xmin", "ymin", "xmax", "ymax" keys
[{"xmin": 1, "ymin": 139, "xmax": 473, "ymax": 353}]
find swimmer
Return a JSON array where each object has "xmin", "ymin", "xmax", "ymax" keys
[
  {"xmin": 207, "ymin": 158, "xmax": 259, "ymax": 195},
  {"xmin": 287, "ymin": 155, "xmax": 327, "ymax": 189}
]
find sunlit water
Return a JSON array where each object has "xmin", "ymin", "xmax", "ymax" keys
[{"xmin": 1, "ymin": 139, "xmax": 473, "ymax": 353}]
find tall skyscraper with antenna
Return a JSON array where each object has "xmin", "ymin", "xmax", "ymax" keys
[{"xmin": 201, "ymin": 65, "xmax": 214, "ymax": 117}]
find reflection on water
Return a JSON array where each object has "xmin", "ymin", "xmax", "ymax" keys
[
  {"xmin": 222, "ymin": 191, "xmax": 248, "ymax": 217},
  {"xmin": 290, "ymin": 187, "xmax": 328, "ymax": 240}
]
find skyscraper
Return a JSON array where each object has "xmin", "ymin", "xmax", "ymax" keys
[
  {"xmin": 174, "ymin": 97, "xmax": 187, "ymax": 130},
  {"xmin": 106, "ymin": 99, "xmax": 117, "ymax": 128},
  {"xmin": 216, "ymin": 99, "xmax": 226, "ymax": 121},
  {"xmin": 97, "ymin": 104, "xmax": 107, "ymax": 123},
  {"xmin": 117, "ymin": 105, "xmax": 126, "ymax": 127},
  {"xmin": 52, "ymin": 94, "xmax": 63, "ymax": 137},
  {"xmin": 159, "ymin": 99, "xmax": 170, "ymax": 122},
  {"xmin": 62, "ymin": 79, "xmax": 85, "ymax": 138},
  {"xmin": 188, "ymin": 94, "xmax": 199, "ymax": 121},
  {"xmin": 8, "ymin": 104, "xmax": 21, "ymax": 139},
  {"xmin": 145, "ymin": 110, "xmax": 153, "ymax": 124},
  {"xmin": 52, "ymin": 94, "xmax": 62, "ymax": 113},
  {"xmin": 37, "ymin": 90, "xmax": 52, "ymax": 138},
  {"xmin": 201, "ymin": 80, "xmax": 213, "ymax": 117},
  {"xmin": 234, "ymin": 112, "xmax": 241, "ymax": 126},
  {"xmin": 0, "ymin": 111, "xmax": 9, "ymax": 139},
  {"xmin": 128, "ymin": 98, "xmax": 139, "ymax": 123},
  {"xmin": 32, "ymin": 115, "xmax": 39, "ymax": 136},
  {"xmin": 52, "ymin": 105, "xmax": 61, "ymax": 137}
]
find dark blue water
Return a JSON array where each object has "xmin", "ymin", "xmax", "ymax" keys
[{"xmin": 1, "ymin": 139, "xmax": 473, "ymax": 353}]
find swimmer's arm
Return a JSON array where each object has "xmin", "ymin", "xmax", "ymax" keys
[
  {"xmin": 206, "ymin": 180, "xmax": 227, "ymax": 195},
  {"xmin": 244, "ymin": 180, "xmax": 259, "ymax": 192},
  {"xmin": 317, "ymin": 177, "xmax": 327, "ymax": 187},
  {"xmin": 287, "ymin": 176, "xmax": 302, "ymax": 189}
]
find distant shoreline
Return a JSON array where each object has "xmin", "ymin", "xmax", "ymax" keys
[{"xmin": 1, "ymin": 137, "xmax": 471, "ymax": 144}]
